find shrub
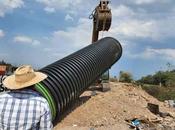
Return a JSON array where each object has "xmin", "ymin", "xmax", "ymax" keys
[{"xmin": 119, "ymin": 71, "xmax": 133, "ymax": 83}]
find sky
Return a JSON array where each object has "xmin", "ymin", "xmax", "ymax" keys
[{"xmin": 0, "ymin": 0, "xmax": 175, "ymax": 79}]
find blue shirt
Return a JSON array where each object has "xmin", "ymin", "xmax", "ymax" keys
[{"xmin": 0, "ymin": 89, "xmax": 53, "ymax": 130}]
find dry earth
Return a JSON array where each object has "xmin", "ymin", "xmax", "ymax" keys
[{"xmin": 54, "ymin": 82, "xmax": 175, "ymax": 130}]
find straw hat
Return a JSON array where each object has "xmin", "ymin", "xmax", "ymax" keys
[{"xmin": 3, "ymin": 65, "xmax": 47, "ymax": 90}]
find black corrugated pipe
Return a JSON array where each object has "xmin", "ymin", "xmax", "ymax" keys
[{"xmin": 35, "ymin": 37, "xmax": 122, "ymax": 125}]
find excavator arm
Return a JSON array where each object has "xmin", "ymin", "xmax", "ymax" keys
[
  {"xmin": 90, "ymin": 0, "xmax": 112, "ymax": 91},
  {"xmin": 90, "ymin": 0, "xmax": 112, "ymax": 43}
]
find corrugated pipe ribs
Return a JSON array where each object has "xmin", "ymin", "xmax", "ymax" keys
[{"xmin": 34, "ymin": 37, "xmax": 122, "ymax": 125}]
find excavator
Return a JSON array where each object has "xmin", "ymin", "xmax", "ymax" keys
[
  {"xmin": 90, "ymin": 0, "xmax": 112, "ymax": 43},
  {"xmin": 90, "ymin": 0, "xmax": 112, "ymax": 91}
]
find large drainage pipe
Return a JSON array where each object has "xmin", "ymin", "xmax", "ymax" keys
[{"xmin": 34, "ymin": 37, "xmax": 122, "ymax": 125}]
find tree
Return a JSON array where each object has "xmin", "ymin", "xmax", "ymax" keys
[
  {"xmin": 138, "ymin": 75, "xmax": 154, "ymax": 84},
  {"xmin": 138, "ymin": 70, "xmax": 175, "ymax": 87},
  {"xmin": 166, "ymin": 62, "xmax": 175, "ymax": 71},
  {"xmin": 119, "ymin": 71, "xmax": 133, "ymax": 83}
]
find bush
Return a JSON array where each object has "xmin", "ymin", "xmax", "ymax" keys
[
  {"xmin": 110, "ymin": 77, "xmax": 118, "ymax": 82},
  {"xmin": 142, "ymin": 84, "xmax": 175, "ymax": 101},
  {"xmin": 137, "ymin": 70, "xmax": 175, "ymax": 87},
  {"xmin": 119, "ymin": 71, "xmax": 133, "ymax": 83}
]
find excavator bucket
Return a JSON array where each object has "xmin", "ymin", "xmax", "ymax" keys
[
  {"xmin": 91, "ymin": 0, "xmax": 112, "ymax": 43},
  {"xmin": 94, "ymin": 0, "xmax": 112, "ymax": 31}
]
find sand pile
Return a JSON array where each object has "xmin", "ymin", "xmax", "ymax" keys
[{"xmin": 54, "ymin": 83, "xmax": 175, "ymax": 130}]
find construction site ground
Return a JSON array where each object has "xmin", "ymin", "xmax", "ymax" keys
[{"xmin": 54, "ymin": 82, "xmax": 175, "ymax": 130}]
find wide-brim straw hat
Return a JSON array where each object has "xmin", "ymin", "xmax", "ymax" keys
[{"xmin": 3, "ymin": 65, "xmax": 47, "ymax": 90}]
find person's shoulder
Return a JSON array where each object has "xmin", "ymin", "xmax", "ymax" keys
[
  {"xmin": 0, "ymin": 91, "xmax": 11, "ymax": 98},
  {"xmin": 27, "ymin": 90, "xmax": 47, "ymax": 103},
  {"xmin": 16, "ymin": 89, "xmax": 47, "ymax": 103},
  {"xmin": 35, "ymin": 95, "xmax": 48, "ymax": 104},
  {"xmin": 28, "ymin": 90, "xmax": 49, "ymax": 105}
]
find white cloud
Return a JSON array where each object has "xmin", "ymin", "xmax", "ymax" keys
[
  {"xmin": 32, "ymin": 40, "xmax": 41, "ymax": 46},
  {"xmin": 53, "ymin": 18, "xmax": 91, "ymax": 48},
  {"xmin": 129, "ymin": 48, "xmax": 175, "ymax": 61},
  {"xmin": 147, "ymin": 48, "xmax": 175, "ymax": 59},
  {"xmin": 134, "ymin": 0, "xmax": 158, "ymax": 4},
  {"xmin": 113, "ymin": 20, "xmax": 154, "ymax": 39},
  {"xmin": 14, "ymin": 36, "xmax": 32, "ymax": 43},
  {"xmin": 40, "ymin": 3, "xmax": 175, "ymax": 61},
  {"xmin": 36, "ymin": 0, "xmax": 82, "ymax": 10},
  {"xmin": 0, "ymin": 29, "xmax": 5, "ymax": 38},
  {"xmin": 44, "ymin": 7, "xmax": 55, "ymax": 13},
  {"xmin": 0, "ymin": 0, "xmax": 24, "ymax": 17},
  {"xmin": 105, "ymin": 4, "xmax": 175, "ymax": 41},
  {"xmin": 13, "ymin": 35, "xmax": 41, "ymax": 46},
  {"xmin": 112, "ymin": 5, "xmax": 135, "ymax": 17},
  {"xmin": 39, "ymin": 18, "xmax": 92, "ymax": 60},
  {"xmin": 65, "ymin": 14, "xmax": 74, "ymax": 21},
  {"xmin": 34, "ymin": 2, "xmax": 175, "ymax": 62},
  {"xmin": 35, "ymin": 0, "xmax": 95, "ymax": 16},
  {"xmin": 131, "ymin": 0, "xmax": 172, "ymax": 4}
]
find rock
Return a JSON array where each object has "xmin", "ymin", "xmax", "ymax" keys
[{"xmin": 91, "ymin": 91, "xmax": 97, "ymax": 96}]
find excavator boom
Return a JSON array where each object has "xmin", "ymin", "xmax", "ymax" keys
[{"xmin": 91, "ymin": 0, "xmax": 112, "ymax": 43}]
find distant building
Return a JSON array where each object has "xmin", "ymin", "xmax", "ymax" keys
[
  {"xmin": 0, "ymin": 65, "xmax": 6, "ymax": 75},
  {"xmin": 0, "ymin": 60, "xmax": 17, "ymax": 75}
]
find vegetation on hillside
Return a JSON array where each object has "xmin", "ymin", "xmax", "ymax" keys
[
  {"xmin": 114, "ymin": 63, "xmax": 175, "ymax": 101},
  {"xmin": 119, "ymin": 71, "xmax": 133, "ymax": 83},
  {"xmin": 136, "ymin": 63, "xmax": 175, "ymax": 101},
  {"xmin": 141, "ymin": 84, "xmax": 175, "ymax": 101},
  {"xmin": 137, "ymin": 70, "xmax": 175, "ymax": 87}
]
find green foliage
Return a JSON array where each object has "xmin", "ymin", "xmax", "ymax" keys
[
  {"xmin": 119, "ymin": 71, "xmax": 133, "ymax": 83},
  {"xmin": 142, "ymin": 85, "xmax": 175, "ymax": 101},
  {"xmin": 138, "ymin": 75, "xmax": 154, "ymax": 84},
  {"xmin": 137, "ymin": 70, "xmax": 175, "ymax": 87},
  {"xmin": 109, "ymin": 77, "xmax": 118, "ymax": 82},
  {"xmin": 139, "ymin": 69, "xmax": 175, "ymax": 101}
]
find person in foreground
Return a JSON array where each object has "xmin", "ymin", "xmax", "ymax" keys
[{"xmin": 0, "ymin": 65, "xmax": 53, "ymax": 130}]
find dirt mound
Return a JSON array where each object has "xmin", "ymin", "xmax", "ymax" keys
[{"xmin": 54, "ymin": 83, "xmax": 175, "ymax": 130}]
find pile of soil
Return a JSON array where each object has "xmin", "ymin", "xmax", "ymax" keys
[{"xmin": 54, "ymin": 83, "xmax": 175, "ymax": 130}]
